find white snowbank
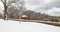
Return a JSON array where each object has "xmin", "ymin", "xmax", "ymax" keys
[{"xmin": 0, "ymin": 19, "xmax": 60, "ymax": 32}]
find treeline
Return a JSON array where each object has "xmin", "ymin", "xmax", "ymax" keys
[
  {"xmin": 0, "ymin": 10, "xmax": 60, "ymax": 22},
  {"xmin": 0, "ymin": 10, "xmax": 47, "ymax": 20},
  {"xmin": 23, "ymin": 10, "xmax": 60, "ymax": 22},
  {"xmin": 23, "ymin": 10, "xmax": 47, "ymax": 20}
]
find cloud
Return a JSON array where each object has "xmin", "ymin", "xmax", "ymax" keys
[
  {"xmin": 25, "ymin": 5, "xmax": 38, "ymax": 10},
  {"xmin": 25, "ymin": 0, "xmax": 43, "ymax": 5},
  {"xmin": 36, "ymin": 0, "xmax": 60, "ymax": 10},
  {"xmin": 25, "ymin": 0, "xmax": 60, "ymax": 10},
  {"xmin": 25, "ymin": 0, "xmax": 54, "ymax": 10},
  {"xmin": 24, "ymin": 0, "xmax": 60, "ymax": 16},
  {"xmin": 25, "ymin": 0, "xmax": 44, "ymax": 10},
  {"xmin": 46, "ymin": 7, "xmax": 60, "ymax": 16}
]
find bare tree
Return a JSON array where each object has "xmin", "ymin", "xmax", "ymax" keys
[
  {"xmin": 23, "ymin": 10, "xmax": 35, "ymax": 20},
  {"xmin": 0, "ymin": 12, "xmax": 3, "ymax": 19},
  {"xmin": 1, "ymin": 0, "xmax": 21, "ymax": 20},
  {"xmin": 8, "ymin": 6, "xmax": 20, "ymax": 19},
  {"xmin": 7, "ymin": 0, "xmax": 25, "ymax": 19}
]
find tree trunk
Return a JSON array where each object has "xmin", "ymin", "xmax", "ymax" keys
[{"xmin": 4, "ymin": 5, "xmax": 8, "ymax": 20}]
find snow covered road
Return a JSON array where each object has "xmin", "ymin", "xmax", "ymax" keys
[{"xmin": 0, "ymin": 19, "xmax": 60, "ymax": 32}]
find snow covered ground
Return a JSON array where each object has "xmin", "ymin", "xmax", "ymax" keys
[{"xmin": 0, "ymin": 19, "xmax": 60, "ymax": 32}]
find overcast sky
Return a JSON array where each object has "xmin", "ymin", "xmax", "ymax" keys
[
  {"xmin": 0, "ymin": 0, "xmax": 60, "ymax": 16},
  {"xmin": 25, "ymin": 0, "xmax": 60, "ymax": 16}
]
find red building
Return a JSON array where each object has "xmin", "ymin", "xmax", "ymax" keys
[{"xmin": 21, "ymin": 15, "xmax": 29, "ymax": 20}]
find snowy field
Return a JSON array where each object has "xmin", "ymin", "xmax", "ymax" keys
[{"xmin": 0, "ymin": 19, "xmax": 60, "ymax": 32}]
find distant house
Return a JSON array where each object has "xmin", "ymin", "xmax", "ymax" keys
[{"xmin": 21, "ymin": 15, "xmax": 29, "ymax": 20}]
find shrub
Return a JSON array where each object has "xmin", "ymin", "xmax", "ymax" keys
[{"xmin": 51, "ymin": 18, "xmax": 59, "ymax": 22}]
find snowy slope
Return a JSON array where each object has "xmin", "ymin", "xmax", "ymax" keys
[{"xmin": 0, "ymin": 19, "xmax": 60, "ymax": 32}]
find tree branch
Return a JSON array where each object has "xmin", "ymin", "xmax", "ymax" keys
[
  {"xmin": 7, "ymin": 0, "xmax": 16, "ymax": 6},
  {"xmin": 1, "ymin": 0, "xmax": 5, "ymax": 5}
]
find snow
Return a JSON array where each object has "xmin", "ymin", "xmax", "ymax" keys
[{"xmin": 0, "ymin": 19, "xmax": 60, "ymax": 32}]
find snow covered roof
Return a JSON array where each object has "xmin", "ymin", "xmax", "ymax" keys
[{"xmin": 22, "ymin": 15, "xmax": 28, "ymax": 17}]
